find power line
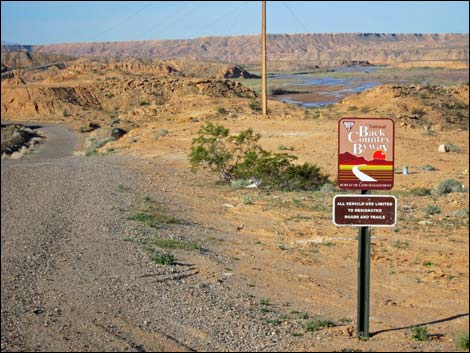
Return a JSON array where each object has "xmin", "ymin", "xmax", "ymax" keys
[
  {"xmin": 138, "ymin": 1, "xmax": 193, "ymax": 40},
  {"xmin": 93, "ymin": 2, "xmax": 154, "ymax": 42},
  {"xmin": 281, "ymin": 1, "xmax": 310, "ymax": 34},
  {"xmin": 190, "ymin": 2, "xmax": 248, "ymax": 39}
]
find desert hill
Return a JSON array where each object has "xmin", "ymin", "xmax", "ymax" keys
[
  {"xmin": 333, "ymin": 84, "xmax": 469, "ymax": 130},
  {"xmin": 25, "ymin": 33, "xmax": 469, "ymax": 69}
]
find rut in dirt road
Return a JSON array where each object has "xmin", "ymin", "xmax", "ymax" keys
[{"xmin": 0, "ymin": 124, "xmax": 315, "ymax": 352}]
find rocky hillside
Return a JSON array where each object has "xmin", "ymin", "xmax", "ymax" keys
[
  {"xmin": 334, "ymin": 84, "xmax": 469, "ymax": 130},
  {"xmin": 27, "ymin": 33, "xmax": 469, "ymax": 68},
  {"xmin": 0, "ymin": 73, "xmax": 256, "ymax": 120}
]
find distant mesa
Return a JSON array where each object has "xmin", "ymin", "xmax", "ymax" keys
[{"xmin": 24, "ymin": 33, "xmax": 468, "ymax": 69}]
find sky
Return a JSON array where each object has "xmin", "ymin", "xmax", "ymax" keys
[{"xmin": 1, "ymin": 1, "xmax": 469, "ymax": 45}]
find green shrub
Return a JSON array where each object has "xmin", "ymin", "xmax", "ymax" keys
[
  {"xmin": 217, "ymin": 107, "xmax": 228, "ymax": 115},
  {"xmin": 421, "ymin": 165, "xmax": 436, "ymax": 171},
  {"xmin": 445, "ymin": 142, "xmax": 460, "ymax": 153},
  {"xmin": 154, "ymin": 238, "xmax": 200, "ymax": 251},
  {"xmin": 411, "ymin": 108, "xmax": 426, "ymax": 117},
  {"xmin": 435, "ymin": 179, "xmax": 465, "ymax": 195},
  {"xmin": 147, "ymin": 248, "xmax": 176, "ymax": 265},
  {"xmin": 456, "ymin": 331, "xmax": 469, "ymax": 351},
  {"xmin": 189, "ymin": 122, "xmax": 329, "ymax": 191},
  {"xmin": 242, "ymin": 196, "xmax": 253, "ymax": 205},
  {"xmin": 410, "ymin": 325, "xmax": 429, "ymax": 341},
  {"xmin": 410, "ymin": 187, "xmax": 431, "ymax": 196},
  {"xmin": 424, "ymin": 204, "xmax": 441, "ymax": 215},
  {"xmin": 249, "ymin": 100, "xmax": 262, "ymax": 112},
  {"xmin": 302, "ymin": 319, "xmax": 335, "ymax": 332}
]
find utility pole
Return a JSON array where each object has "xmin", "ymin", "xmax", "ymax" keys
[{"xmin": 261, "ymin": 0, "xmax": 267, "ymax": 118}]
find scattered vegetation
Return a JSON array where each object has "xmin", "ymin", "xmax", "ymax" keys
[
  {"xmin": 128, "ymin": 200, "xmax": 183, "ymax": 227},
  {"xmin": 393, "ymin": 240, "xmax": 409, "ymax": 249},
  {"xmin": 424, "ymin": 204, "xmax": 441, "ymax": 216},
  {"xmin": 116, "ymin": 184, "xmax": 130, "ymax": 192},
  {"xmin": 249, "ymin": 100, "xmax": 262, "ymax": 112},
  {"xmin": 409, "ymin": 187, "xmax": 431, "ymax": 196},
  {"xmin": 217, "ymin": 107, "xmax": 228, "ymax": 115},
  {"xmin": 302, "ymin": 318, "xmax": 335, "ymax": 332},
  {"xmin": 455, "ymin": 331, "xmax": 469, "ymax": 351},
  {"xmin": 445, "ymin": 142, "xmax": 461, "ymax": 153},
  {"xmin": 411, "ymin": 107, "xmax": 426, "ymax": 117},
  {"xmin": 278, "ymin": 144, "xmax": 294, "ymax": 151},
  {"xmin": 242, "ymin": 196, "xmax": 253, "ymax": 205},
  {"xmin": 146, "ymin": 247, "xmax": 176, "ymax": 266},
  {"xmin": 435, "ymin": 179, "xmax": 465, "ymax": 195},
  {"xmin": 421, "ymin": 164, "xmax": 437, "ymax": 171},
  {"xmin": 154, "ymin": 238, "xmax": 200, "ymax": 251},
  {"xmin": 410, "ymin": 325, "xmax": 429, "ymax": 341},
  {"xmin": 189, "ymin": 122, "xmax": 329, "ymax": 191}
]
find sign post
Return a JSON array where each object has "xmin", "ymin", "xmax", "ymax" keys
[
  {"xmin": 357, "ymin": 190, "xmax": 371, "ymax": 339},
  {"xmin": 335, "ymin": 118, "xmax": 395, "ymax": 339}
]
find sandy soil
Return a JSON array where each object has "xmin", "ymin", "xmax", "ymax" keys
[{"xmin": 101, "ymin": 114, "xmax": 469, "ymax": 351}]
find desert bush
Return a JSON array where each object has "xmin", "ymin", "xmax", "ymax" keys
[
  {"xmin": 409, "ymin": 187, "xmax": 432, "ymax": 196},
  {"xmin": 456, "ymin": 331, "xmax": 469, "ymax": 351},
  {"xmin": 302, "ymin": 319, "xmax": 335, "ymax": 332},
  {"xmin": 424, "ymin": 204, "xmax": 441, "ymax": 215},
  {"xmin": 410, "ymin": 325, "xmax": 429, "ymax": 342},
  {"xmin": 146, "ymin": 248, "xmax": 176, "ymax": 266},
  {"xmin": 249, "ymin": 100, "xmax": 262, "ymax": 112},
  {"xmin": 217, "ymin": 107, "xmax": 228, "ymax": 115},
  {"xmin": 189, "ymin": 122, "xmax": 329, "ymax": 191},
  {"xmin": 445, "ymin": 142, "xmax": 460, "ymax": 153},
  {"xmin": 411, "ymin": 108, "xmax": 426, "ymax": 117},
  {"xmin": 421, "ymin": 165, "xmax": 437, "ymax": 171},
  {"xmin": 435, "ymin": 179, "xmax": 465, "ymax": 195}
]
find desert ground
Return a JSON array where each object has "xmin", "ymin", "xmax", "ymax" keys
[{"xmin": 1, "ymin": 55, "xmax": 469, "ymax": 352}]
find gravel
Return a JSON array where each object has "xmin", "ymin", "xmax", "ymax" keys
[{"xmin": 1, "ymin": 124, "xmax": 317, "ymax": 352}]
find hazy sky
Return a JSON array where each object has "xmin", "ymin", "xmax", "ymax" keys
[{"xmin": 2, "ymin": 1, "xmax": 469, "ymax": 45}]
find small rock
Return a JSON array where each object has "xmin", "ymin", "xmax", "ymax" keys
[
  {"xmin": 154, "ymin": 129, "xmax": 169, "ymax": 140},
  {"xmin": 438, "ymin": 144, "xmax": 449, "ymax": 153},
  {"xmin": 33, "ymin": 308, "xmax": 44, "ymax": 315},
  {"xmin": 418, "ymin": 220, "xmax": 433, "ymax": 225},
  {"xmin": 111, "ymin": 127, "xmax": 127, "ymax": 140}
]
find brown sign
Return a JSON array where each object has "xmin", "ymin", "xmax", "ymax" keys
[
  {"xmin": 338, "ymin": 118, "xmax": 395, "ymax": 190},
  {"xmin": 333, "ymin": 195, "xmax": 397, "ymax": 227}
]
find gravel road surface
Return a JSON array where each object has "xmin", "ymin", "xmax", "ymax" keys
[{"xmin": 1, "ymin": 124, "xmax": 313, "ymax": 352}]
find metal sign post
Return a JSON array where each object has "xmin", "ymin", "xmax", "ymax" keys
[{"xmin": 357, "ymin": 190, "xmax": 371, "ymax": 339}]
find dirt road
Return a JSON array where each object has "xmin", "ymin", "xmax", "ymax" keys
[{"xmin": 0, "ymin": 124, "xmax": 317, "ymax": 352}]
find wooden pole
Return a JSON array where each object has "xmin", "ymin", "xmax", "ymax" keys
[{"xmin": 261, "ymin": 0, "xmax": 267, "ymax": 118}]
